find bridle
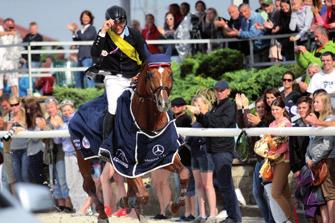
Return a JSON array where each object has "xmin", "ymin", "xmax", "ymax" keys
[{"xmin": 135, "ymin": 62, "xmax": 172, "ymax": 103}]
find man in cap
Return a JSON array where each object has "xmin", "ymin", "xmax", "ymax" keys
[
  {"xmin": 90, "ymin": 5, "xmax": 147, "ymax": 139},
  {"xmin": 188, "ymin": 80, "xmax": 242, "ymax": 223}
]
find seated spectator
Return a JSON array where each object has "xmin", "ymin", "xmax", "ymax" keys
[
  {"xmin": 34, "ymin": 57, "xmax": 55, "ymax": 96},
  {"xmin": 307, "ymin": 51, "xmax": 335, "ymax": 94},
  {"xmin": 295, "ymin": 26, "xmax": 335, "ymax": 69},
  {"xmin": 141, "ymin": 14, "xmax": 163, "ymax": 54},
  {"xmin": 289, "ymin": 0, "xmax": 314, "ymax": 45}
]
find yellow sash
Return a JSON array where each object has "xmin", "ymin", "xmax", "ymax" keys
[{"xmin": 107, "ymin": 30, "xmax": 142, "ymax": 65}]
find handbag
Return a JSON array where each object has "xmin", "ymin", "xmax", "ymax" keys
[
  {"xmin": 311, "ymin": 160, "xmax": 328, "ymax": 186},
  {"xmin": 259, "ymin": 159, "xmax": 273, "ymax": 181}
]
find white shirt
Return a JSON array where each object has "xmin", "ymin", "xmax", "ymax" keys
[{"xmin": 307, "ymin": 69, "xmax": 335, "ymax": 94}]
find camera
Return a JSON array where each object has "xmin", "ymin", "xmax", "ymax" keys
[{"xmin": 2, "ymin": 122, "xmax": 21, "ymax": 141}]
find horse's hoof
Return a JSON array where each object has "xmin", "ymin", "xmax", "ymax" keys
[{"xmin": 97, "ymin": 218, "xmax": 109, "ymax": 223}]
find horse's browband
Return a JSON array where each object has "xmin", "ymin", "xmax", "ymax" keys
[{"xmin": 148, "ymin": 63, "xmax": 171, "ymax": 68}]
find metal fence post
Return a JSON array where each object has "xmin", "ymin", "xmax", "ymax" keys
[
  {"xmin": 249, "ymin": 39, "xmax": 254, "ymax": 67},
  {"xmin": 27, "ymin": 43, "xmax": 33, "ymax": 96}
]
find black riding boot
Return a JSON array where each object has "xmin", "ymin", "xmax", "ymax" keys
[
  {"xmin": 99, "ymin": 112, "xmax": 115, "ymax": 162},
  {"xmin": 103, "ymin": 112, "xmax": 114, "ymax": 140}
]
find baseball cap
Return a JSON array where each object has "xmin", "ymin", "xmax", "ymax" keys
[
  {"xmin": 262, "ymin": 0, "xmax": 273, "ymax": 5},
  {"xmin": 214, "ymin": 80, "xmax": 229, "ymax": 91},
  {"xmin": 171, "ymin": 97, "xmax": 187, "ymax": 107}
]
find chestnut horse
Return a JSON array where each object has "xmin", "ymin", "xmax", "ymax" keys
[{"xmin": 71, "ymin": 50, "xmax": 189, "ymax": 223}]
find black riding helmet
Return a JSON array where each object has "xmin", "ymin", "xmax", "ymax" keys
[{"xmin": 105, "ymin": 5, "xmax": 127, "ymax": 24}]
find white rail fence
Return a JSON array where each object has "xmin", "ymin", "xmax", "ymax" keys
[{"xmin": 2, "ymin": 127, "xmax": 335, "ymax": 139}]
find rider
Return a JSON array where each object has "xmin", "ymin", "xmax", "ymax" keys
[{"xmin": 90, "ymin": 5, "xmax": 147, "ymax": 140}]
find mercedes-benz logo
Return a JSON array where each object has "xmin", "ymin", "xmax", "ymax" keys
[{"xmin": 152, "ymin": 145, "xmax": 165, "ymax": 156}]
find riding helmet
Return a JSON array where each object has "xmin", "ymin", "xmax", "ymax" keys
[{"xmin": 105, "ymin": 6, "xmax": 127, "ymax": 23}]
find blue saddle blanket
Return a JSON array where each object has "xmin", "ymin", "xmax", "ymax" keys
[{"xmin": 102, "ymin": 89, "xmax": 180, "ymax": 178}]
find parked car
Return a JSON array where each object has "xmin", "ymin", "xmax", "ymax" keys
[{"xmin": 0, "ymin": 183, "xmax": 54, "ymax": 223}]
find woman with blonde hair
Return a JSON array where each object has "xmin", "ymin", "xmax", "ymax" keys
[
  {"xmin": 187, "ymin": 95, "xmax": 216, "ymax": 223},
  {"xmin": 306, "ymin": 90, "xmax": 335, "ymax": 223}
]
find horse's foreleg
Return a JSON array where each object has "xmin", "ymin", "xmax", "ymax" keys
[
  {"xmin": 75, "ymin": 150, "xmax": 108, "ymax": 221},
  {"xmin": 165, "ymin": 155, "xmax": 189, "ymax": 214}
]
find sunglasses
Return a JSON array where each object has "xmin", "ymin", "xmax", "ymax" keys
[
  {"xmin": 282, "ymin": 78, "xmax": 293, "ymax": 82},
  {"xmin": 10, "ymin": 103, "xmax": 20, "ymax": 107}
]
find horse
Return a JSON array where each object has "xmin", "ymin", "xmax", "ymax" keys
[{"xmin": 69, "ymin": 48, "xmax": 189, "ymax": 223}]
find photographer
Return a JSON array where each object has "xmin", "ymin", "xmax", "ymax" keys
[{"xmin": 6, "ymin": 97, "xmax": 29, "ymax": 183}]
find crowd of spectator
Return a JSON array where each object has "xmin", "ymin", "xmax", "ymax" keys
[{"xmin": 0, "ymin": 1, "xmax": 335, "ymax": 223}]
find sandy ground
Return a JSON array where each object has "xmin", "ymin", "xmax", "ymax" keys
[{"xmin": 36, "ymin": 212, "xmax": 265, "ymax": 223}]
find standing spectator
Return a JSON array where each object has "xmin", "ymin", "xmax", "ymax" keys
[
  {"xmin": 295, "ymin": 26, "xmax": 335, "ymax": 69},
  {"xmin": 199, "ymin": 8, "xmax": 224, "ymax": 51},
  {"xmin": 22, "ymin": 22, "xmax": 43, "ymax": 68},
  {"xmin": 289, "ymin": 0, "xmax": 314, "ymax": 45},
  {"xmin": 67, "ymin": 10, "xmax": 97, "ymax": 88},
  {"xmin": 189, "ymin": 80, "xmax": 242, "ymax": 223},
  {"xmin": 7, "ymin": 97, "xmax": 29, "ymax": 183},
  {"xmin": 158, "ymin": 12, "xmax": 180, "ymax": 62},
  {"xmin": 188, "ymin": 95, "xmax": 216, "ymax": 223},
  {"xmin": 171, "ymin": 97, "xmax": 195, "ymax": 222},
  {"xmin": 130, "ymin": 19, "xmax": 141, "ymax": 32},
  {"xmin": 54, "ymin": 99, "xmax": 92, "ymax": 214},
  {"xmin": 289, "ymin": 96, "xmax": 312, "ymax": 177},
  {"xmin": 306, "ymin": 90, "xmax": 335, "ymax": 222},
  {"xmin": 141, "ymin": 14, "xmax": 163, "ymax": 54},
  {"xmin": 268, "ymin": 98, "xmax": 294, "ymax": 222},
  {"xmin": 169, "ymin": 3, "xmax": 183, "ymax": 28},
  {"xmin": 45, "ymin": 97, "xmax": 74, "ymax": 213},
  {"xmin": 24, "ymin": 97, "xmax": 46, "ymax": 185},
  {"xmin": 175, "ymin": 2, "xmax": 193, "ymax": 59},
  {"xmin": 226, "ymin": 4, "xmax": 268, "ymax": 61},
  {"xmin": 299, "ymin": 63, "xmax": 321, "ymax": 93},
  {"xmin": 194, "ymin": 0, "xmax": 206, "ymax": 20},
  {"xmin": 307, "ymin": 51, "xmax": 335, "ymax": 94},
  {"xmin": 0, "ymin": 18, "xmax": 23, "ymax": 97},
  {"xmin": 281, "ymin": 71, "xmax": 301, "ymax": 117},
  {"xmin": 34, "ymin": 56, "xmax": 55, "ymax": 96}
]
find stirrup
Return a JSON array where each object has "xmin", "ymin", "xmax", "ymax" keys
[{"xmin": 98, "ymin": 148, "xmax": 112, "ymax": 163}]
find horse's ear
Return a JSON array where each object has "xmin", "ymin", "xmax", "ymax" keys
[
  {"xmin": 165, "ymin": 45, "xmax": 172, "ymax": 57},
  {"xmin": 144, "ymin": 44, "xmax": 152, "ymax": 58}
]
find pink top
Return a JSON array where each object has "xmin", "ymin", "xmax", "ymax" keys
[{"xmin": 269, "ymin": 117, "xmax": 292, "ymax": 162}]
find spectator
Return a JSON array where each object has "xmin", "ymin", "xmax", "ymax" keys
[
  {"xmin": 175, "ymin": 2, "xmax": 193, "ymax": 59},
  {"xmin": 171, "ymin": 97, "xmax": 195, "ymax": 222},
  {"xmin": 226, "ymin": 4, "xmax": 268, "ymax": 61},
  {"xmin": 189, "ymin": 80, "xmax": 242, "ymax": 223},
  {"xmin": 187, "ymin": 95, "xmax": 216, "ymax": 223},
  {"xmin": 281, "ymin": 71, "xmax": 301, "ymax": 117},
  {"xmin": 275, "ymin": 0, "xmax": 281, "ymax": 10},
  {"xmin": 199, "ymin": 8, "xmax": 224, "ymax": 51},
  {"xmin": 307, "ymin": 51, "xmax": 335, "ymax": 94},
  {"xmin": 0, "ymin": 18, "xmax": 23, "ymax": 97},
  {"xmin": 22, "ymin": 22, "xmax": 43, "ymax": 68},
  {"xmin": 306, "ymin": 90, "xmax": 335, "ymax": 222},
  {"xmin": 289, "ymin": 0, "xmax": 314, "ymax": 45},
  {"xmin": 45, "ymin": 97, "xmax": 74, "ymax": 213},
  {"xmin": 313, "ymin": 0, "xmax": 335, "ymax": 33},
  {"xmin": 34, "ymin": 56, "xmax": 55, "ymax": 96},
  {"xmin": 158, "ymin": 12, "xmax": 180, "ymax": 62},
  {"xmin": 295, "ymin": 26, "xmax": 335, "ymax": 69},
  {"xmin": 67, "ymin": 10, "xmax": 97, "ymax": 88},
  {"xmin": 7, "ymin": 96, "xmax": 29, "ymax": 183},
  {"xmin": 141, "ymin": 14, "xmax": 163, "ymax": 54},
  {"xmin": 24, "ymin": 97, "xmax": 46, "ymax": 185},
  {"xmin": 256, "ymin": 0, "xmax": 270, "ymax": 21},
  {"xmin": 194, "ymin": 0, "xmax": 206, "ymax": 19},
  {"xmin": 0, "ymin": 96, "xmax": 15, "ymax": 193},
  {"xmin": 299, "ymin": 63, "xmax": 321, "ymax": 93},
  {"xmin": 268, "ymin": 98, "xmax": 294, "ymax": 222},
  {"xmin": 289, "ymin": 96, "xmax": 312, "ymax": 177},
  {"xmin": 130, "ymin": 19, "xmax": 141, "ymax": 32},
  {"xmin": 236, "ymin": 94, "xmax": 276, "ymax": 223},
  {"xmin": 169, "ymin": 3, "xmax": 183, "ymax": 28}
]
